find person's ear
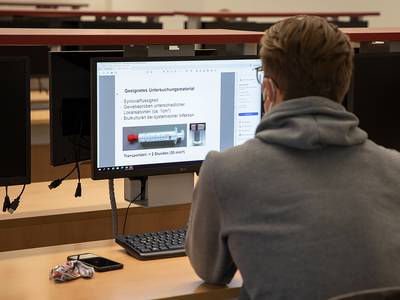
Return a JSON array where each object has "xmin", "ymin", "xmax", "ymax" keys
[{"xmin": 263, "ymin": 78, "xmax": 277, "ymax": 113}]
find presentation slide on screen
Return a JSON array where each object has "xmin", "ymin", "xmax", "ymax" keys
[
  {"xmin": 96, "ymin": 59, "xmax": 261, "ymax": 168},
  {"xmin": 114, "ymin": 64, "xmax": 220, "ymax": 166}
]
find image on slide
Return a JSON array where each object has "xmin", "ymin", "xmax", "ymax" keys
[
  {"xmin": 189, "ymin": 122, "xmax": 206, "ymax": 146},
  {"xmin": 123, "ymin": 124, "xmax": 187, "ymax": 151}
]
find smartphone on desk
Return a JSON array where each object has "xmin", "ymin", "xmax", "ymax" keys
[{"xmin": 67, "ymin": 253, "xmax": 123, "ymax": 272}]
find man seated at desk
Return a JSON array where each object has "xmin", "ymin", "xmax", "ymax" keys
[{"xmin": 186, "ymin": 15, "xmax": 400, "ymax": 300}]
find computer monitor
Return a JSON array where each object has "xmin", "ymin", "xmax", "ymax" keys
[
  {"xmin": 91, "ymin": 56, "xmax": 262, "ymax": 180},
  {"xmin": 0, "ymin": 57, "xmax": 31, "ymax": 186},
  {"xmin": 0, "ymin": 46, "xmax": 49, "ymax": 77},
  {"xmin": 330, "ymin": 20, "xmax": 368, "ymax": 28},
  {"xmin": 201, "ymin": 21, "xmax": 273, "ymax": 31},
  {"xmin": 347, "ymin": 52, "xmax": 400, "ymax": 150},
  {"xmin": 78, "ymin": 20, "xmax": 162, "ymax": 29},
  {"xmin": 49, "ymin": 50, "xmax": 124, "ymax": 166},
  {"xmin": 0, "ymin": 18, "xmax": 56, "ymax": 28}
]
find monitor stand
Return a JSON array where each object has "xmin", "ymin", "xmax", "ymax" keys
[{"xmin": 124, "ymin": 173, "xmax": 194, "ymax": 207}]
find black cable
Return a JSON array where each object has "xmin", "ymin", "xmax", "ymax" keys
[
  {"xmin": 122, "ymin": 177, "xmax": 148, "ymax": 235},
  {"xmin": 49, "ymin": 119, "xmax": 85, "ymax": 195},
  {"xmin": 74, "ymin": 136, "xmax": 82, "ymax": 197},
  {"xmin": 62, "ymin": 166, "xmax": 77, "ymax": 181},
  {"xmin": 74, "ymin": 161, "xmax": 82, "ymax": 197},
  {"xmin": 2, "ymin": 186, "xmax": 10, "ymax": 212},
  {"xmin": 8, "ymin": 184, "xmax": 26, "ymax": 213},
  {"xmin": 48, "ymin": 164, "xmax": 77, "ymax": 189},
  {"xmin": 73, "ymin": 119, "xmax": 84, "ymax": 198},
  {"xmin": 108, "ymin": 179, "xmax": 118, "ymax": 238},
  {"xmin": 76, "ymin": 161, "xmax": 81, "ymax": 182},
  {"xmin": 109, "ymin": 178, "xmax": 148, "ymax": 238},
  {"xmin": 15, "ymin": 184, "xmax": 26, "ymax": 199},
  {"xmin": 122, "ymin": 190, "xmax": 144, "ymax": 236}
]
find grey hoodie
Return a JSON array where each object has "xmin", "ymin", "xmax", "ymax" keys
[{"xmin": 186, "ymin": 96, "xmax": 400, "ymax": 300}]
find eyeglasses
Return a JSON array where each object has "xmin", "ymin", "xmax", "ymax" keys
[
  {"xmin": 255, "ymin": 66, "xmax": 279, "ymax": 89},
  {"xmin": 255, "ymin": 66, "xmax": 265, "ymax": 85}
]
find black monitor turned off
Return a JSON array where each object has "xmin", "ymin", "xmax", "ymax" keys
[{"xmin": 0, "ymin": 57, "xmax": 30, "ymax": 187}]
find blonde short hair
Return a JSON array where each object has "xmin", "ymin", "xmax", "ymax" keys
[{"xmin": 259, "ymin": 15, "xmax": 353, "ymax": 103}]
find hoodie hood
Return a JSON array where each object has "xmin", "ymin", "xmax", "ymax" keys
[{"xmin": 255, "ymin": 96, "xmax": 367, "ymax": 150}]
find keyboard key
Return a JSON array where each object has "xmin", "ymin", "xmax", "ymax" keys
[{"xmin": 168, "ymin": 244, "xmax": 184, "ymax": 250}]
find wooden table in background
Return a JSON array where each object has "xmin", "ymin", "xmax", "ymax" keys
[
  {"xmin": 176, "ymin": 11, "xmax": 381, "ymax": 29},
  {"xmin": 0, "ymin": 1, "xmax": 88, "ymax": 9},
  {"xmin": 0, "ymin": 179, "xmax": 191, "ymax": 252}
]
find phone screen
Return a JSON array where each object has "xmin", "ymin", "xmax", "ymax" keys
[
  {"xmin": 67, "ymin": 253, "xmax": 123, "ymax": 272},
  {"xmin": 82, "ymin": 256, "xmax": 119, "ymax": 267}
]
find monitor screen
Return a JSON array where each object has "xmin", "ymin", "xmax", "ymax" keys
[
  {"xmin": 49, "ymin": 50, "xmax": 124, "ymax": 166},
  {"xmin": 0, "ymin": 57, "xmax": 30, "ymax": 186},
  {"xmin": 348, "ymin": 52, "xmax": 400, "ymax": 150},
  {"xmin": 92, "ymin": 56, "xmax": 262, "ymax": 180}
]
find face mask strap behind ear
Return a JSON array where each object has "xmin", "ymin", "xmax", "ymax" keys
[
  {"xmin": 263, "ymin": 77, "xmax": 280, "ymax": 114},
  {"xmin": 268, "ymin": 78, "xmax": 277, "ymax": 104}
]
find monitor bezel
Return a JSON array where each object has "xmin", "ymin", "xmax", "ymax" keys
[
  {"xmin": 0, "ymin": 57, "xmax": 31, "ymax": 186},
  {"xmin": 91, "ymin": 55, "xmax": 261, "ymax": 180}
]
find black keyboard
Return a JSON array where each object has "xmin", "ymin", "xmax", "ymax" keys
[{"xmin": 115, "ymin": 228, "xmax": 186, "ymax": 260}]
